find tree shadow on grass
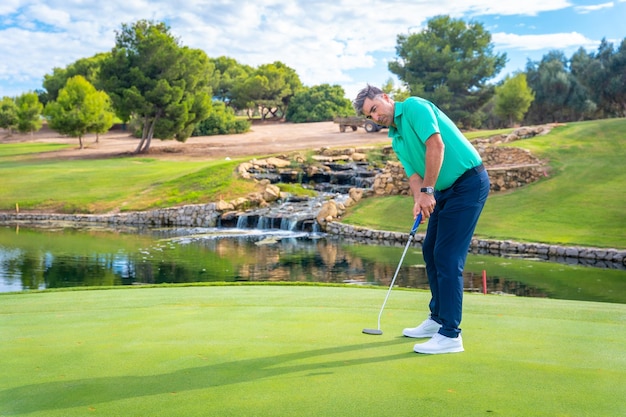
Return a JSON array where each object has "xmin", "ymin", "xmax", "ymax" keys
[{"xmin": 1, "ymin": 337, "xmax": 413, "ymax": 414}]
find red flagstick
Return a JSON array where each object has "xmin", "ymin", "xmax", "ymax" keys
[{"xmin": 482, "ymin": 270, "xmax": 487, "ymax": 295}]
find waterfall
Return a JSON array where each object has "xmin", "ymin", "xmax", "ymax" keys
[
  {"xmin": 236, "ymin": 215, "xmax": 249, "ymax": 229},
  {"xmin": 279, "ymin": 217, "xmax": 299, "ymax": 231},
  {"xmin": 220, "ymin": 193, "xmax": 344, "ymax": 234}
]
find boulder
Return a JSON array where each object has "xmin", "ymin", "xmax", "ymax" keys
[
  {"xmin": 351, "ymin": 152, "xmax": 367, "ymax": 162},
  {"xmin": 316, "ymin": 200, "xmax": 338, "ymax": 229},
  {"xmin": 266, "ymin": 157, "xmax": 291, "ymax": 168},
  {"xmin": 215, "ymin": 200, "xmax": 234, "ymax": 211},
  {"xmin": 263, "ymin": 184, "xmax": 281, "ymax": 202}
]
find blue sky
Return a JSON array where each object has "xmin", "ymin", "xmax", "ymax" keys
[{"xmin": 0, "ymin": 0, "xmax": 624, "ymax": 100}]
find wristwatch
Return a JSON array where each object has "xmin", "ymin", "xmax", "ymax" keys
[{"xmin": 420, "ymin": 186, "xmax": 434, "ymax": 195}]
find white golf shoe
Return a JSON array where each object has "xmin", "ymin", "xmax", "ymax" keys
[
  {"xmin": 402, "ymin": 318, "xmax": 442, "ymax": 338},
  {"xmin": 413, "ymin": 333, "xmax": 464, "ymax": 354}
]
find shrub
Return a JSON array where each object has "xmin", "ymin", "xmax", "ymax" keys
[{"xmin": 193, "ymin": 101, "xmax": 250, "ymax": 136}]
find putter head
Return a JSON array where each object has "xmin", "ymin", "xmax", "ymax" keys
[{"xmin": 362, "ymin": 328, "xmax": 383, "ymax": 335}]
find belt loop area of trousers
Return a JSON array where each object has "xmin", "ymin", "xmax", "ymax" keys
[{"xmin": 450, "ymin": 163, "xmax": 485, "ymax": 189}]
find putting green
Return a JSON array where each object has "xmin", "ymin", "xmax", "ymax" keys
[{"xmin": 1, "ymin": 285, "xmax": 624, "ymax": 416}]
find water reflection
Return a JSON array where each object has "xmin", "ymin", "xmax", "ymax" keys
[{"xmin": 0, "ymin": 225, "xmax": 624, "ymax": 304}]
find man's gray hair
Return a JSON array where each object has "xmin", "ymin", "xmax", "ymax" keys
[{"xmin": 352, "ymin": 84, "xmax": 384, "ymax": 115}]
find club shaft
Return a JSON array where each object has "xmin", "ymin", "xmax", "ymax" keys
[{"xmin": 376, "ymin": 232, "xmax": 416, "ymax": 330}]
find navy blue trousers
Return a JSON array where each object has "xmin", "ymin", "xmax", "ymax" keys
[{"xmin": 422, "ymin": 168, "xmax": 490, "ymax": 338}]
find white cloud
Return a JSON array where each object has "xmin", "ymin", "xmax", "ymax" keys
[
  {"xmin": 493, "ymin": 31, "xmax": 598, "ymax": 51},
  {"xmin": 463, "ymin": 0, "xmax": 572, "ymax": 16},
  {"xmin": 25, "ymin": 4, "xmax": 70, "ymax": 28},
  {"xmin": 574, "ymin": 2, "xmax": 614, "ymax": 13},
  {"xmin": 0, "ymin": 0, "xmax": 620, "ymax": 98},
  {"xmin": 0, "ymin": 0, "xmax": 20, "ymax": 15}
]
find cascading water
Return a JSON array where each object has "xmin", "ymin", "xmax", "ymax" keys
[
  {"xmin": 225, "ymin": 193, "xmax": 349, "ymax": 234},
  {"xmin": 223, "ymin": 160, "xmax": 377, "ymax": 236}
]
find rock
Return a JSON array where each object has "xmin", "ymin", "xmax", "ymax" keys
[
  {"xmin": 255, "ymin": 236, "xmax": 281, "ymax": 245},
  {"xmin": 351, "ymin": 152, "xmax": 367, "ymax": 162},
  {"xmin": 349, "ymin": 188, "xmax": 363, "ymax": 203},
  {"xmin": 215, "ymin": 200, "xmax": 234, "ymax": 211},
  {"xmin": 316, "ymin": 200, "xmax": 338, "ymax": 228},
  {"xmin": 266, "ymin": 157, "xmax": 291, "ymax": 168},
  {"xmin": 237, "ymin": 163, "xmax": 253, "ymax": 179},
  {"xmin": 230, "ymin": 197, "xmax": 249, "ymax": 209},
  {"xmin": 262, "ymin": 184, "xmax": 281, "ymax": 202}
]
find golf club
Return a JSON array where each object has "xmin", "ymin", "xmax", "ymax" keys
[{"xmin": 362, "ymin": 213, "xmax": 423, "ymax": 335}]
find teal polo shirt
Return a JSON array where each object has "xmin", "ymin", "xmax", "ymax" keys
[{"xmin": 389, "ymin": 97, "xmax": 482, "ymax": 190}]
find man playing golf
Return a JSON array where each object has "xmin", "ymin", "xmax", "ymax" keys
[{"xmin": 353, "ymin": 85, "xmax": 490, "ymax": 354}]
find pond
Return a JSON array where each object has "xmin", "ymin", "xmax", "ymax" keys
[{"xmin": 0, "ymin": 224, "xmax": 624, "ymax": 304}]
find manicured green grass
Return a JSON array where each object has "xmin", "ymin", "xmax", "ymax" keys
[
  {"xmin": 463, "ymin": 127, "xmax": 513, "ymax": 140},
  {"xmin": 0, "ymin": 142, "xmax": 71, "ymax": 158},
  {"xmin": 1, "ymin": 285, "xmax": 624, "ymax": 417},
  {"xmin": 343, "ymin": 118, "xmax": 626, "ymax": 248},
  {"xmin": 0, "ymin": 153, "xmax": 257, "ymax": 213}
]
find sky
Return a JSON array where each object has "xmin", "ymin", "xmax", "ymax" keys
[{"xmin": 1, "ymin": 0, "xmax": 625, "ymax": 100}]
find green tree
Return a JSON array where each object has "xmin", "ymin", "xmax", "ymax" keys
[
  {"xmin": 525, "ymin": 50, "xmax": 594, "ymax": 123},
  {"xmin": 89, "ymin": 92, "xmax": 116, "ymax": 143},
  {"xmin": 572, "ymin": 38, "xmax": 626, "ymax": 117},
  {"xmin": 286, "ymin": 84, "xmax": 353, "ymax": 123},
  {"xmin": 388, "ymin": 15, "xmax": 506, "ymax": 128},
  {"xmin": 15, "ymin": 92, "xmax": 43, "ymax": 135},
  {"xmin": 210, "ymin": 56, "xmax": 253, "ymax": 106},
  {"xmin": 193, "ymin": 101, "xmax": 250, "ymax": 135},
  {"xmin": 605, "ymin": 38, "xmax": 626, "ymax": 116},
  {"xmin": 232, "ymin": 61, "xmax": 302, "ymax": 120},
  {"xmin": 381, "ymin": 78, "xmax": 410, "ymax": 102},
  {"xmin": 99, "ymin": 20, "xmax": 214, "ymax": 153},
  {"xmin": 44, "ymin": 75, "xmax": 115, "ymax": 149},
  {"xmin": 494, "ymin": 73, "xmax": 535, "ymax": 126},
  {"xmin": 570, "ymin": 46, "xmax": 601, "ymax": 117},
  {"xmin": 0, "ymin": 97, "xmax": 19, "ymax": 135},
  {"xmin": 42, "ymin": 53, "xmax": 110, "ymax": 104}
]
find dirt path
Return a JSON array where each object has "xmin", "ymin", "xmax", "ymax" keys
[{"xmin": 3, "ymin": 121, "xmax": 390, "ymax": 160}]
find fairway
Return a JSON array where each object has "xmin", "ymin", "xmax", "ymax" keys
[{"xmin": 1, "ymin": 285, "xmax": 624, "ymax": 417}]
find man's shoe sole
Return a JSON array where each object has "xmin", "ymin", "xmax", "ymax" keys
[
  {"xmin": 403, "ymin": 330, "xmax": 438, "ymax": 338},
  {"xmin": 413, "ymin": 345, "xmax": 464, "ymax": 354}
]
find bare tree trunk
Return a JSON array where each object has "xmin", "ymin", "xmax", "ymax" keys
[
  {"xmin": 78, "ymin": 135, "xmax": 84, "ymax": 149},
  {"xmin": 137, "ymin": 117, "xmax": 157, "ymax": 154},
  {"xmin": 134, "ymin": 137, "xmax": 146, "ymax": 153},
  {"xmin": 134, "ymin": 118, "xmax": 151, "ymax": 154},
  {"xmin": 143, "ymin": 120, "xmax": 155, "ymax": 152}
]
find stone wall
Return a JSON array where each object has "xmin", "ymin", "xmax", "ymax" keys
[
  {"xmin": 0, "ymin": 204, "xmax": 223, "ymax": 228},
  {"xmin": 372, "ymin": 160, "xmax": 547, "ymax": 195},
  {"xmin": 0, "ymin": 181, "xmax": 285, "ymax": 228},
  {"xmin": 326, "ymin": 222, "xmax": 626, "ymax": 269}
]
